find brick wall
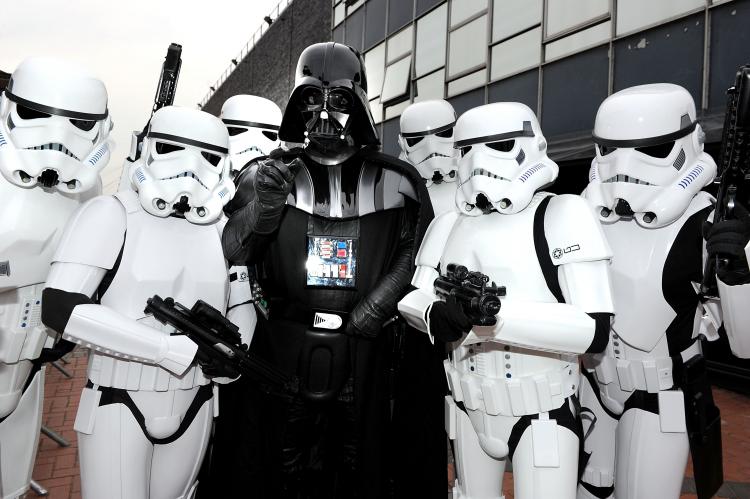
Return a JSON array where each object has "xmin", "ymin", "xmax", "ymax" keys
[{"xmin": 203, "ymin": 0, "xmax": 332, "ymax": 115}]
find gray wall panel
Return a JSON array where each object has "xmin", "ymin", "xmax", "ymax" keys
[
  {"xmin": 542, "ymin": 46, "xmax": 608, "ymax": 137},
  {"xmin": 388, "ymin": 0, "xmax": 414, "ymax": 35},
  {"xmin": 709, "ymin": 0, "xmax": 750, "ymax": 111},
  {"xmin": 488, "ymin": 70, "xmax": 539, "ymax": 113},
  {"xmin": 613, "ymin": 13, "xmax": 704, "ymax": 105},
  {"xmin": 345, "ymin": 7, "xmax": 366, "ymax": 51},
  {"xmin": 448, "ymin": 87, "xmax": 485, "ymax": 117},
  {"xmin": 365, "ymin": 0, "xmax": 387, "ymax": 50},
  {"xmin": 381, "ymin": 117, "xmax": 401, "ymax": 156}
]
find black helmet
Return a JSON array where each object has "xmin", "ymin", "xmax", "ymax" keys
[{"xmin": 279, "ymin": 42, "xmax": 379, "ymax": 165}]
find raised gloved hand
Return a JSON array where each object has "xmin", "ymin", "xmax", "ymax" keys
[
  {"xmin": 253, "ymin": 157, "xmax": 304, "ymax": 234},
  {"xmin": 428, "ymin": 295, "xmax": 474, "ymax": 342},
  {"xmin": 706, "ymin": 202, "xmax": 750, "ymax": 285}
]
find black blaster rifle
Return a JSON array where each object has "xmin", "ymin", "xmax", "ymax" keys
[
  {"xmin": 434, "ymin": 264, "xmax": 505, "ymax": 326},
  {"xmin": 702, "ymin": 64, "xmax": 750, "ymax": 297},
  {"xmin": 144, "ymin": 295, "xmax": 297, "ymax": 395},
  {"xmin": 128, "ymin": 43, "xmax": 183, "ymax": 161}
]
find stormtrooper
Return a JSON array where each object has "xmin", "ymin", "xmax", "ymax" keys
[
  {"xmin": 398, "ymin": 102, "xmax": 614, "ymax": 499},
  {"xmin": 40, "ymin": 106, "xmax": 254, "ymax": 499},
  {"xmin": 398, "ymin": 99, "xmax": 460, "ymax": 215},
  {"xmin": 220, "ymin": 94, "xmax": 282, "ymax": 177},
  {"xmin": 0, "ymin": 57, "xmax": 112, "ymax": 498},
  {"xmin": 221, "ymin": 42, "xmax": 432, "ymax": 498},
  {"xmin": 578, "ymin": 83, "xmax": 750, "ymax": 499}
]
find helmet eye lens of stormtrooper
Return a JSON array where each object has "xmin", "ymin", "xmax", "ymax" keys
[
  {"xmin": 436, "ymin": 128, "xmax": 453, "ymax": 138},
  {"xmin": 405, "ymin": 136, "xmax": 424, "ymax": 147},
  {"xmin": 598, "ymin": 144, "xmax": 616, "ymax": 156},
  {"xmin": 227, "ymin": 126, "xmax": 247, "ymax": 136},
  {"xmin": 486, "ymin": 140, "xmax": 515, "ymax": 153},
  {"xmin": 635, "ymin": 141, "xmax": 676, "ymax": 159},
  {"xmin": 16, "ymin": 103, "xmax": 51, "ymax": 120},
  {"xmin": 70, "ymin": 118, "xmax": 96, "ymax": 131},
  {"xmin": 201, "ymin": 151, "xmax": 222, "ymax": 166},
  {"xmin": 262, "ymin": 131, "xmax": 278, "ymax": 141},
  {"xmin": 155, "ymin": 141, "xmax": 185, "ymax": 155},
  {"xmin": 460, "ymin": 146, "xmax": 472, "ymax": 157}
]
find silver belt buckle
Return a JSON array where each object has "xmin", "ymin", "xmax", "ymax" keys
[{"xmin": 313, "ymin": 312, "xmax": 343, "ymax": 330}]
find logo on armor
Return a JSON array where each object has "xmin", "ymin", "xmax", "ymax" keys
[
  {"xmin": 552, "ymin": 244, "xmax": 580, "ymax": 259},
  {"xmin": 239, "ymin": 271, "xmax": 249, "ymax": 282},
  {"xmin": 0, "ymin": 261, "xmax": 9, "ymax": 277}
]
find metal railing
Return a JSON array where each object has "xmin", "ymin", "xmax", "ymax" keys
[{"xmin": 198, "ymin": 0, "xmax": 294, "ymax": 108}]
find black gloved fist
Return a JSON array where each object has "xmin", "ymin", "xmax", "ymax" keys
[
  {"xmin": 706, "ymin": 202, "xmax": 750, "ymax": 285},
  {"xmin": 198, "ymin": 356, "xmax": 240, "ymax": 379},
  {"xmin": 255, "ymin": 157, "xmax": 303, "ymax": 208},
  {"xmin": 428, "ymin": 295, "xmax": 473, "ymax": 342}
]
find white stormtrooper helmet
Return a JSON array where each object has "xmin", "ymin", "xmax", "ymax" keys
[
  {"xmin": 455, "ymin": 102, "xmax": 558, "ymax": 215},
  {"xmin": 586, "ymin": 83, "xmax": 716, "ymax": 228},
  {"xmin": 0, "ymin": 57, "xmax": 112, "ymax": 193},
  {"xmin": 398, "ymin": 99, "xmax": 459, "ymax": 184},
  {"xmin": 129, "ymin": 106, "xmax": 232, "ymax": 224},
  {"xmin": 220, "ymin": 94, "xmax": 282, "ymax": 176}
]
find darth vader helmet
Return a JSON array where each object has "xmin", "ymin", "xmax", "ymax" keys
[{"xmin": 279, "ymin": 42, "xmax": 379, "ymax": 165}]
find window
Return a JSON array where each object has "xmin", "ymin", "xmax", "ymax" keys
[
  {"xmin": 709, "ymin": 0, "xmax": 750, "ymax": 110},
  {"xmin": 448, "ymin": 69, "xmax": 486, "ymax": 97},
  {"xmin": 334, "ymin": 2, "xmax": 345, "ymax": 27},
  {"xmin": 415, "ymin": 69, "xmax": 446, "ymax": 102},
  {"xmin": 381, "ymin": 56, "xmax": 412, "ymax": 105},
  {"xmin": 333, "ymin": 24, "xmax": 344, "ymax": 44},
  {"xmin": 417, "ymin": 0, "xmax": 443, "ymax": 17},
  {"xmin": 488, "ymin": 69, "xmax": 539, "ymax": 112},
  {"xmin": 450, "ymin": 0, "xmax": 487, "ymax": 28},
  {"xmin": 370, "ymin": 97, "xmax": 383, "ymax": 124},
  {"xmin": 448, "ymin": 15, "xmax": 488, "ymax": 78},
  {"xmin": 382, "ymin": 118, "xmax": 401, "ymax": 156},
  {"xmin": 387, "ymin": 26, "xmax": 413, "ymax": 63},
  {"xmin": 544, "ymin": 21, "xmax": 610, "ymax": 61},
  {"xmin": 448, "ymin": 87, "xmax": 485, "ymax": 117},
  {"xmin": 388, "ymin": 0, "xmax": 414, "ymax": 35},
  {"xmin": 613, "ymin": 14, "xmax": 704, "ymax": 105},
  {"xmin": 365, "ymin": 43, "xmax": 386, "ymax": 100},
  {"xmin": 345, "ymin": 7, "xmax": 365, "ymax": 51},
  {"xmin": 385, "ymin": 100, "xmax": 412, "ymax": 120},
  {"xmin": 492, "ymin": 0, "xmax": 542, "ymax": 43},
  {"xmin": 490, "ymin": 27, "xmax": 541, "ymax": 81},
  {"xmin": 615, "ymin": 0, "xmax": 703, "ymax": 36},
  {"xmin": 415, "ymin": 4, "xmax": 447, "ymax": 77},
  {"xmin": 347, "ymin": 0, "xmax": 365, "ymax": 14},
  {"xmin": 545, "ymin": 0, "xmax": 609, "ymax": 38},
  {"xmin": 364, "ymin": 0, "xmax": 387, "ymax": 50}
]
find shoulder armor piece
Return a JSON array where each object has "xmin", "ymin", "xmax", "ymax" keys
[
  {"xmin": 544, "ymin": 194, "xmax": 612, "ymax": 266},
  {"xmin": 416, "ymin": 211, "xmax": 460, "ymax": 268},
  {"xmin": 53, "ymin": 195, "xmax": 126, "ymax": 270},
  {"xmin": 112, "ymin": 189, "xmax": 140, "ymax": 214}
]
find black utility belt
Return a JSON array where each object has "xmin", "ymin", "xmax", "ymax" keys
[{"xmin": 268, "ymin": 304, "xmax": 350, "ymax": 332}]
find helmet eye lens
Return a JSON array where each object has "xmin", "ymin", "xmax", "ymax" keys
[
  {"xmin": 486, "ymin": 140, "xmax": 515, "ymax": 153},
  {"xmin": 635, "ymin": 141, "xmax": 675, "ymax": 159},
  {"xmin": 70, "ymin": 119, "xmax": 96, "ymax": 131},
  {"xmin": 327, "ymin": 90, "xmax": 352, "ymax": 112},
  {"xmin": 598, "ymin": 144, "xmax": 616, "ymax": 156},
  {"xmin": 405, "ymin": 136, "xmax": 423, "ymax": 147},
  {"xmin": 227, "ymin": 126, "xmax": 246, "ymax": 136},
  {"xmin": 155, "ymin": 141, "xmax": 184, "ymax": 154},
  {"xmin": 460, "ymin": 146, "xmax": 472, "ymax": 157},
  {"xmin": 300, "ymin": 87, "xmax": 324, "ymax": 109},
  {"xmin": 262, "ymin": 131, "xmax": 278, "ymax": 141},
  {"xmin": 436, "ymin": 128, "xmax": 453, "ymax": 138},
  {"xmin": 16, "ymin": 103, "xmax": 51, "ymax": 120},
  {"xmin": 202, "ymin": 151, "xmax": 222, "ymax": 166}
]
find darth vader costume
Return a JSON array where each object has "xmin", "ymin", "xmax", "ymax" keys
[{"xmin": 217, "ymin": 43, "xmax": 436, "ymax": 498}]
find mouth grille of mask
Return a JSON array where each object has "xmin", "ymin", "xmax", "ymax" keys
[
  {"xmin": 262, "ymin": 131, "xmax": 278, "ymax": 141},
  {"xmin": 17, "ymin": 104, "xmax": 51, "ymax": 120},
  {"xmin": 155, "ymin": 142, "xmax": 184, "ymax": 154},
  {"xmin": 603, "ymin": 174, "xmax": 652, "ymax": 186},
  {"xmin": 313, "ymin": 119, "xmax": 338, "ymax": 136}
]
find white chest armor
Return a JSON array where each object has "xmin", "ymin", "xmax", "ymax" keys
[
  {"xmin": 441, "ymin": 194, "xmax": 578, "ymax": 416},
  {"xmin": 88, "ymin": 191, "xmax": 229, "ymax": 391},
  {"xmin": 427, "ymin": 181, "xmax": 458, "ymax": 217}
]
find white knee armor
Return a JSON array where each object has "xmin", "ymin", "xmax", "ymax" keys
[
  {"xmin": 220, "ymin": 94, "xmax": 282, "ymax": 177},
  {"xmin": 399, "ymin": 102, "xmax": 614, "ymax": 499},
  {"xmin": 0, "ymin": 57, "xmax": 110, "ymax": 498},
  {"xmin": 579, "ymin": 84, "xmax": 750, "ymax": 499},
  {"xmin": 398, "ymin": 99, "xmax": 459, "ymax": 215},
  {"xmin": 42, "ymin": 106, "xmax": 255, "ymax": 499}
]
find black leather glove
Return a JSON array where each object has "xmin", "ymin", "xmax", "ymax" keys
[
  {"xmin": 196, "ymin": 353, "xmax": 240, "ymax": 379},
  {"xmin": 253, "ymin": 157, "xmax": 303, "ymax": 234},
  {"xmin": 428, "ymin": 295, "xmax": 473, "ymax": 343},
  {"xmin": 706, "ymin": 202, "xmax": 750, "ymax": 285}
]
